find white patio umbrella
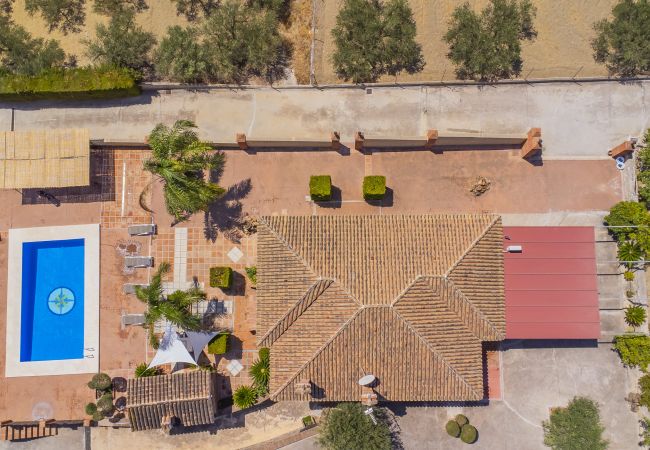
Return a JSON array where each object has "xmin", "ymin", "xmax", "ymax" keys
[
  {"xmin": 185, "ymin": 330, "xmax": 219, "ymax": 361},
  {"xmin": 147, "ymin": 325, "xmax": 197, "ymax": 369}
]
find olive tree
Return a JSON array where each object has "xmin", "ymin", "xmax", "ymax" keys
[
  {"xmin": 331, "ymin": 0, "xmax": 423, "ymax": 83},
  {"xmin": 0, "ymin": 16, "xmax": 65, "ymax": 74},
  {"xmin": 444, "ymin": 0, "xmax": 537, "ymax": 81},
  {"xmin": 592, "ymin": 0, "xmax": 650, "ymax": 77},
  {"xmin": 154, "ymin": 25, "xmax": 211, "ymax": 83},
  {"xmin": 84, "ymin": 10, "xmax": 156, "ymax": 71},
  {"xmin": 24, "ymin": 0, "xmax": 86, "ymax": 34},
  {"xmin": 543, "ymin": 397, "xmax": 608, "ymax": 450},
  {"xmin": 171, "ymin": 0, "xmax": 219, "ymax": 21},
  {"xmin": 93, "ymin": 0, "xmax": 148, "ymax": 15},
  {"xmin": 318, "ymin": 403, "xmax": 392, "ymax": 450},
  {"xmin": 202, "ymin": 1, "xmax": 284, "ymax": 83}
]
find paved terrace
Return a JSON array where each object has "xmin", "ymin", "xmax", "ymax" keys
[{"xmin": 0, "ymin": 80, "xmax": 648, "ymax": 158}]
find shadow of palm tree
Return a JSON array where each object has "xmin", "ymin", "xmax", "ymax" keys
[{"xmin": 204, "ymin": 178, "xmax": 253, "ymax": 243}]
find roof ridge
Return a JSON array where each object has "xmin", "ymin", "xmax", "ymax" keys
[
  {"xmin": 391, "ymin": 308, "xmax": 482, "ymax": 400},
  {"xmin": 445, "ymin": 215, "xmax": 501, "ymax": 277},
  {"xmin": 259, "ymin": 279, "xmax": 334, "ymax": 347},
  {"xmin": 269, "ymin": 307, "xmax": 364, "ymax": 400}
]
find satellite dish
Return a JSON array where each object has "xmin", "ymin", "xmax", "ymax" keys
[{"xmin": 358, "ymin": 374, "xmax": 376, "ymax": 386}]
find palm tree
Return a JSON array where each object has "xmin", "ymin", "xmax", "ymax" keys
[
  {"xmin": 233, "ymin": 385, "xmax": 258, "ymax": 409},
  {"xmin": 618, "ymin": 241, "xmax": 644, "ymax": 269},
  {"xmin": 135, "ymin": 262, "xmax": 205, "ymax": 348},
  {"xmin": 144, "ymin": 120, "xmax": 226, "ymax": 222},
  {"xmin": 625, "ymin": 305, "xmax": 647, "ymax": 328}
]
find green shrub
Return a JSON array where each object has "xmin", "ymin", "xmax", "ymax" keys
[
  {"xmin": 92, "ymin": 411, "xmax": 105, "ymax": 422},
  {"xmin": 310, "ymin": 175, "xmax": 332, "ymax": 202},
  {"xmin": 640, "ymin": 374, "xmax": 650, "ymax": 409},
  {"xmin": 446, "ymin": 420, "xmax": 461, "ymax": 437},
  {"xmin": 207, "ymin": 332, "xmax": 229, "ymax": 354},
  {"xmin": 363, "ymin": 175, "xmax": 386, "ymax": 200},
  {"xmin": 625, "ymin": 306, "xmax": 647, "ymax": 328},
  {"xmin": 233, "ymin": 385, "xmax": 258, "ymax": 409},
  {"xmin": 318, "ymin": 403, "xmax": 392, "ymax": 450},
  {"xmin": 96, "ymin": 393, "xmax": 114, "ymax": 415},
  {"xmin": 88, "ymin": 373, "xmax": 112, "ymax": 391},
  {"xmin": 614, "ymin": 334, "xmax": 650, "ymax": 370},
  {"xmin": 626, "ymin": 289, "xmax": 636, "ymax": 299},
  {"xmin": 302, "ymin": 415, "xmax": 314, "ymax": 427},
  {"xmin": 460, "ymin": 424, "xmax": 478, "ymax": 444},
  {"xmin": 0, "ymin": 66, "xmax": 140, "ymax": 101},
  {"xmin": 245, "ymin": 266, "xmax": 257, "ymax": 285},
  {"xmin": 134, "ymin": 362, "xmax": 159, "ymax": 378},
  {"xmin": 455, "ymin": 414, "xmax": 469, "ymax": 427},
  {"xmin": 624, "ymin": 270, "xmax": 635, "ymax": 281},
  {"xmin": 543, "ymin": 397, "xmax": 607, "ymax": 450},
  {"xmin": 85, "ymin": 402, "xmax": 97, "ymax": 416},
  {"xmin": 259, "ymin": 347, "xmax": 270, "ymax": 361},
  {"xmin": 618, "ymin": 241, "xmax": 644, "ymax": 268},
  {"xmin": 604, "ymin": 201, "xmax": 650, "ymax": 242},
  {"xmin": 210, "ymin": 266, "xmax": 233, "ymax": 289}
]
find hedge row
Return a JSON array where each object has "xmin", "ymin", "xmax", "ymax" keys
[{"xmin": 0, "ymin": 66, "xmax": 141, "ymax": 101}]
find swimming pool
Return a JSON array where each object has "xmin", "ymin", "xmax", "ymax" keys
[
  {"xmin": 20, "ymin": 239, "xmax": 85, "ymax": 362},
  {"xmin": 6, "ymin": 224, "xmax": 99, "ymax": 377}
]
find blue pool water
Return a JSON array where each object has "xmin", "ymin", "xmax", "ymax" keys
[{"xmin": 20, "ymin": 239, "xmax": 85, "ymax": 362}]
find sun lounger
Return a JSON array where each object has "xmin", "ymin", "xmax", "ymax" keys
[
  {"xmin": 128, "ymin": 224, "xmax": 157, "ymax": 236},
  {"xmin": 123, "ymin": 283, "xmax": 149, "ymax": 295},
  {"xmin": 125, "ymin": 256, "xmax": 154, "ymax": 268},
  {"xmin": 121, "ymin": 314, "xmax": 145, "ymax": 327}
]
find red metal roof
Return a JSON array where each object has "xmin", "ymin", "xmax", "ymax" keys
[{"xmin": 504, "ymin": 227, "xmax": 600, "ymax": 339}]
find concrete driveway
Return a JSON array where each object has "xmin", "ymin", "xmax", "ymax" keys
[
  {"xmin": 394, "ymin": 343, "xmax": 639, "ymax": 450},
  {"xmin": 0, "ymin": 80, "xmax": 648, "ymax": 158}
]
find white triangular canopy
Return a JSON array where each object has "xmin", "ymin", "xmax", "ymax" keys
[
  {"xmin": 185, "ymin": 330, "xmax": 219, "ymax": 360},
  {"xmin": 148, "ymin": 325, "xmax": 196, "ymax": 369}
]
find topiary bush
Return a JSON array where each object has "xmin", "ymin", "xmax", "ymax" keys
[
  {"xmin": 310, "ymin": 175, "xmax": 332, "ymax": 202},
  {"xmin": 88, "ymin": 373, "xmax": 112, "ymax": 392},
  {"xmin": 446, "ymin": 419, "xmax": 461, "ymax": 437},
  {"xmin": 207, "ymin": 332, "xmax": 229, "ymax": 354},
  {"xmin": 210, "ymin": 266, "xmax": 233, "ymax": 289},
  {"xmin": 96, "ymin": 393, "xmax": 114, "ymax": 415},
  {"xmin": 363, "ymin": 175, "xmax": 386, "ymax": 200},
  {"xmin": 455, "ymin": 414, "xmax": 469, "ymax": 427},
  {"xmin": 233, "ymin": 385, "xmax": 258, "ymax": 409},
  {"xmin": 460, "ymin": 424, "xmax": 478, "ymax": 444},
  {"xmin": 85, "ymin": 402, "xmax": 97, "ymax": 416},
  {"xmin": 614, "ymin": 334, "xmax": 650, "ymax": 370}
]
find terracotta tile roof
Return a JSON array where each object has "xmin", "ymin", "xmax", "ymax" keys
[
  {"xmin": 257, "ymin": 215, "xmax": 505, "ymax": 402},
  {"xmin": 127, "ymin": 371, "xmax": 217, "ymax": 431}
]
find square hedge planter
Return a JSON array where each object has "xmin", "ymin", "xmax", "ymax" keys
[
  {"xmin": 310, "ymin": 175, "xmax": 332, "ymax": 201},
  {"xmin": 363, "ymin": 175, "xmax": 386, "ymax": 200},
  {"xmin": 210, "ymin": 266, "xmax": 233, "ymax": 289}
]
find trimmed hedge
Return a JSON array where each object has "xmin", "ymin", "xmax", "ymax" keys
[
  {"xmin": 0, "ymin": 66, "xmax": 141, "ymax": 101},
  {"xmin": 208, "ymin": 332, "xmax": 229, "ymax": 354},
  {"xmin": 446, "ymin": 420, "xmax": 461, "ymax": 437},
  {"xmin": 363, "ymin": 175, "xmax": 386, "ymax": 200},
  {"xmin": 210, "ymin": 266, "xmax": 233, "ymax": 289},
  {"xmin": 310, "ymin": 175, "xmax": 332, "ymax": 201},
  {"xmin": 460, "ymin": 424, "xmax": 478, "ymax": 444}
]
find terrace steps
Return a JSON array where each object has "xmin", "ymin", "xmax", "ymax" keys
[{"xmin": 0, "ymin": 420, "xmax": 58, "ymax": 441}]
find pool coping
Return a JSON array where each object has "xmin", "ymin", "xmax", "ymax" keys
[{"xmin": 5, "ymin": 224, "xmax": 100, "ymax": 377}]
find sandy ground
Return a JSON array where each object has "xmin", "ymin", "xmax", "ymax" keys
[{"xmin": 313, "ymin": 0, "xmax": 617, "ymax": 84}]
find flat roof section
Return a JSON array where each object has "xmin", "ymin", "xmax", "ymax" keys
[{"xmin": 504, "ymin": 226, "xmax": 600, "ymax": 340}]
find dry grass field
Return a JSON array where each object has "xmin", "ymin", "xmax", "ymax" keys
[
  {"xmin": 9, "ymin": 0, "xmax": 617, "ymax": 84},
  {"xmin": 313, "ymin": 0, "xmax": 618, "ymax": 84}
]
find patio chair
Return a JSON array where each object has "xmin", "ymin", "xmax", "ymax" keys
[
  {"xmin": 121, "ymin": 313, "xmax": 145, "ymax": 327},
  {"xmin": 125, "ymin": 256, "xmax": 154, "ymax": 268},
  {"xmin": 123, "ymin": 283, "xmax": 149, "ymax": 295},
  {"xmin": 128, "ymin": 224, "xmax": 157, "ymax": 236}
]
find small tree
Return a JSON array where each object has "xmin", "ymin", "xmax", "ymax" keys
[
  {"xmin": 88, "ymin": 373, "xmax": 112, "ymax": 391},
  {"xmin": 542, "ymin": 397, "xmax": 608, "ymax": 450},
  {"xmin": 93, "ymin": 0, "xmax": 148, "ymax": 15},
  {"xmin": 0, "ymin": 16, "xmax": 65, "ymax": 75},
  {"xmin": 381, "ymin": 0, "xmax": 424, "ymax": 77},
  {"xmin": 444, "ymin": 0, "xmax": 537, "ymax": 81},
  {"xmin": 318, "ymin": 403, "xmax": 392, "ymax": 450},
  {"xmin": 171, "ymin": 0, "xmax": 219, "ymax": 21},
  {"xmin": 592, "ymin": 0, "xmax": 650, "ymax": 77},
  {"xmin": 233, "ymin": 385, "xmax": 258, "ymax": 409},
  {"xmin": 84, "ymin": 10, "xmax": 156, "ymax": 72},
  {"xmin": 154, "ymin": 25, "xmax": 211, "ymax": 83},
  {"xmin": 625, "ymin": 305, "xmax": 647, "ymax": 328},
  {"xmin": 202, "ymin": 1, "xmax": 284, "ymax": 83},
  {"xmin": 25, "ymin": 0, "xmax": 85, "ymax": 34},
  {"xmin": 144, "ymin": 120, "xmax": 225, "ymax": 222}
]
